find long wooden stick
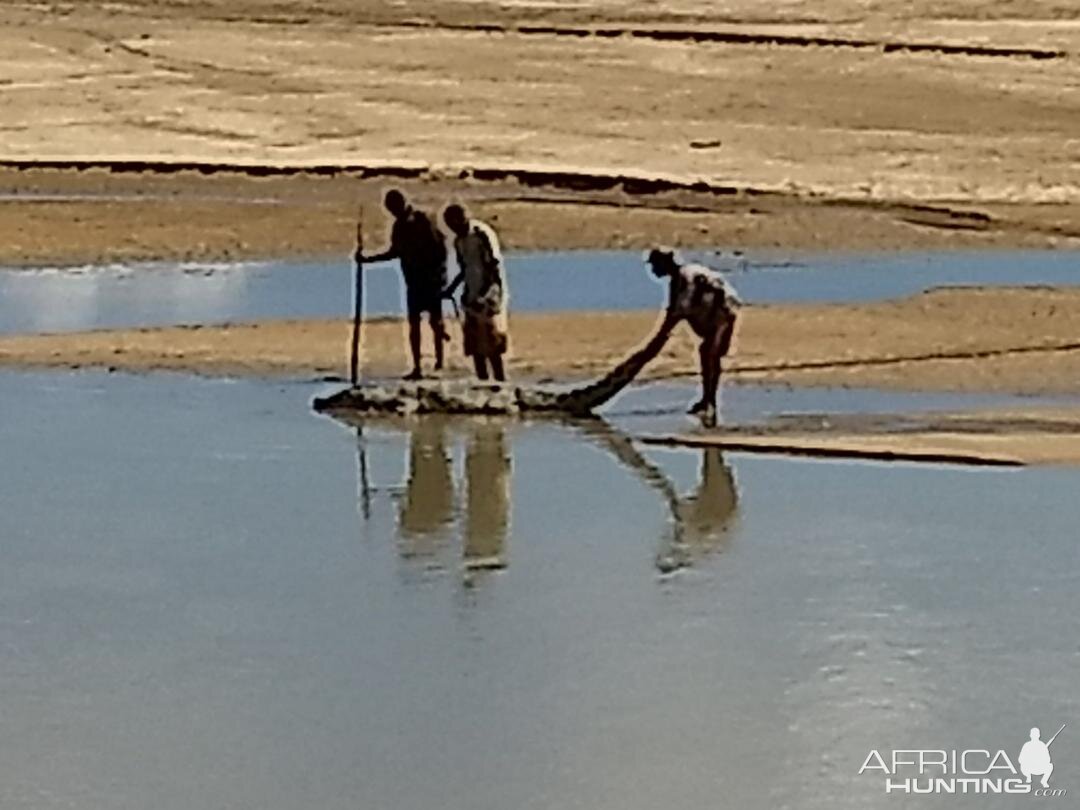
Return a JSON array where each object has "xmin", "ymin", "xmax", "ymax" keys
[{"xmin": 349, "ymin": 207, "xmax": 364, "ymax": 386}]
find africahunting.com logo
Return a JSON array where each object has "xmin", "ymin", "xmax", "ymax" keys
[{"xmin": 859, "ymin": 724, "xmax": 1067, "ymax": 797}]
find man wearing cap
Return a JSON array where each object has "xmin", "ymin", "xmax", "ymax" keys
[
  {"xmin": 359, "ymin": 189, "xmax": 450, "ymax": 380},
  {"xmin": 647, "ymin": 247, "xmax": 740, "ymax": 426}
]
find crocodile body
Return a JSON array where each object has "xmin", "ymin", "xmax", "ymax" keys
[{"xmin": 313, "ymin": 323, "xmax": 672, "ymax": 417}]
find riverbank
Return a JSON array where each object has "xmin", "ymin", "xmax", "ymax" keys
[{"xmin": 2, "ymin": 165, "xmax": 1077, "ymax": 267}]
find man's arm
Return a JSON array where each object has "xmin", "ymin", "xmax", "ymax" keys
[
  {"xmin": 444, "ymin": 270, "xmax": 464, "ymax": 297},
  {"xmin": 359, "ymin": 247, "xmax": 397, "ymax": 263},
  {"xmin": 476, "ymin": 226, "xmax": 505, "ymax": 308},
  {"xmin": 660, "ymin": 276, "xmax": 683, "ymax": 332},
  {"xmin": 357, "ymin": 221, "xmax": 401, "ymax": 263},
  {"xmin": 658, "ymin": 307, "xmax": 682, "ymax": 336},
  {"xmin": 444, "ymin": 241, "xmax": 466, "ymax": 296}
]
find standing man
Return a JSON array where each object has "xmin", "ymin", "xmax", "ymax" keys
[
  {"xmin": 443, "ymin": 204, "xmax": 509, "ymax": 382},
  {"xmin": 359, "ymin": 189, "xmax": 449, "ymax": 380},
  {"xmin": 646, "ymin": 247, "xmax": 739, "ymax": 426}
]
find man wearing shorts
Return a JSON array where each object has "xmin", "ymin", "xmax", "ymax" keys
[
  {"xmin": 647, "ymin": 247, "xmax": 740, "ymax": 426},
  {"xmin": 360, "ymin": 189, "xmax": 449, "ymax": 380}
]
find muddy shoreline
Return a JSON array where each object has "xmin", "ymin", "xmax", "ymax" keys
[{"xmin": 1, "ymin": 164, "xmax": 1077, "ymax": 267}]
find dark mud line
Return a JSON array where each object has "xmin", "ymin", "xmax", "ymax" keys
[
  {"xmin": 0, "ymin": 158, "xmax": 760, "ymax": 197},
  {"xmin": 390, "ymin": 20, "xmax": 1068, "ymax": 61},
  {"xmin": 734, "ymin": 339, "xmax": 1080, "ymax": 376},
  {"xmin": 641, "ymin": 434, "xmax": 1025, "ymax": 467}
]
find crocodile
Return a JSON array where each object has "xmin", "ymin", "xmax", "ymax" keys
[{"xmin": 313, "ymin": 322, "xmax": 672, "ymax": 417}]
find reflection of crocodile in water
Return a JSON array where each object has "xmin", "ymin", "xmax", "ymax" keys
[{"xmin": 313, "ymin": 324, "xmax": 671, "ymax": 416}]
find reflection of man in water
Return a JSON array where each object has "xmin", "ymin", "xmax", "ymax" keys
[
  {"xmin": 577, "ymin": 422, "xmax": 738, "ymax": 572},
  {"xmin": 1019, "ymin": 728, "xmax": 1054, "ymax": 788},
  {"xmin": 398, "ymin": 419, "xmax": 455, "ymax": 556},
  {"xmin": 678, "ymin": 448, "xmax": 739, "ymax": 551},
  {"xmin": 463, "ymin": 421, "xmax": 511, "ymax": 572}
]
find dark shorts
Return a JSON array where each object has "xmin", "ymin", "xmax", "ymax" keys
[{"xmin": 406, "ymin": 286, "xmax": 444, "ymax": 319}]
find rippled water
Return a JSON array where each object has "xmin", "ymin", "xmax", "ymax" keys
[
  {"xmin": 1, "ymin": 249, "xmax": 1077, "ymax": 334},
  {"xmin": 1, "ymin": 370, "xmax": 1076, "ymax": 809}
]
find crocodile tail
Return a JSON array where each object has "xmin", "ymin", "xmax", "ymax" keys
[{"xmin": 555, "ymin": 323, "xmax": 674, "ymax": 414}]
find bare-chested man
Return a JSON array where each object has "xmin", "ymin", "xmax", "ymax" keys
[
  {"xmin": 647, "ymin": 247, "xmax": 739, "ymax": 426},
  {"xmin": 359, "ymin": 189, "xmax": 449, "ymax": 380}
]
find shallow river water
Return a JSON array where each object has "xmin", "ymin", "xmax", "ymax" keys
[
  {"xmin": 1, "ymin": 249, "xmax": 1078, "ymax": 334},
  {"xmin": 1, "ymin": 370, "xmax": 1077, "ymax": 809}
]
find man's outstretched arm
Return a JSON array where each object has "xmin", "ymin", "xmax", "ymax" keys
[{"xmin": 357, "ymin": 245, "xmax": 397, "ymax": 264}]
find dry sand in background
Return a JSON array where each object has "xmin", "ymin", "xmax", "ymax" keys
[{"xmin": 0, "ymin": 1, "xmax": 1078, "ymax": 264}]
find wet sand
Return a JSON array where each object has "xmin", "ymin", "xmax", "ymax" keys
[
  {"xmin": 0, "ymin": 0, "xmax": 1078, "ymax": 264},
  {"xmin": 646, "ymin": 406, "xmax": 1080, "ymax": 466}
]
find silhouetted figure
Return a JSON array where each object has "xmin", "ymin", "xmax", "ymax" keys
[
  {"xmin": 463, "ymin": 421, "xmax": 511, "ymax": 573},
  {"xmin": 443, "ymin": 204, "xmax": 509, "ymax": 382},
  {"xmin": 646, "ymin": 247, "xmax": 739, "ymax": 426},
  {"xmin": 360, "ymin": 189, "xmax": 449, "ymax": 380},
  {"xmin": 398, "ymin": 418, "xmax": 455, "ymax": 557},
  {"xmin": 1020, "ymin": 728, "xmax": 1054, "ymax": 788}
]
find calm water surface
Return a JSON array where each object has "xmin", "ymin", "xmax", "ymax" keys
[
  {"xmin": 0, "ymin": 370, "xmax": 1076, "ymax": 809},
  {"xmin": 0, "ymin": 250, "xmax": 1077, "ymax": 334}
]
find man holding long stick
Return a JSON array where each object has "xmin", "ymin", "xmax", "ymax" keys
[{"xmin": 357, "ymin": 189, "xmax": 450, "ymax": 380}]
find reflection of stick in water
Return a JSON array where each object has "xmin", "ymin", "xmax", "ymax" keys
[
  {"xmin": 355, "ymin": 426, "xmax": 371, "ymax": 521},
  {"xmin": 576, "ymin": 420, "xmax": 738, "ymax": 573},
  {"xmin": 464, "ymin": 421, "xmax": 511, "ymax": 573}
]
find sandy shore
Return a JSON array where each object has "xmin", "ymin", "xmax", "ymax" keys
[
  {"xmin": 4, "ymin": 286, "xmax": 1080, "ymax": 395},
  {"xmin": 0, "ymin": 1, "xmax": 1078, "ymax": 264},
  {"xmin": 646, "ymin": 407, "xmax": 1080, "ymax": 466}
]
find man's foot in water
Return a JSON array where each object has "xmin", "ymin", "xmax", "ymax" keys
[
  {"xmin": 403, "ymin": 368, "xmax": 423, "ymax": 381},
  {"xmin": 688, "ymin": 399, "xmax": 717, "ymax": 426}
]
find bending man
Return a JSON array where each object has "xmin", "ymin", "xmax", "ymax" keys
[{"xmin": 647, "ymin": 247, "xmax": 739, "ymax": 426}]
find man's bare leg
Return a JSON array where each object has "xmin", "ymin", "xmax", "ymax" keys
[
  {"xmin": 692, "ymin": 320, "xmax": 733, "ymax": 425},
  {"xmin": 430, "ymin": 315, "xmax": 445, "ymax": 371},
  {"xmin": 405, "ymin": 315, "xmax": 423, "ymax": 379},
  {"xmin": 490, "ymin": 355, "xmax": 506, "ymax": 383},
  {"xmin": 699, "ymin": 341, "xmax": 720, "ymax": 426},
  {"xmin": 689, "ymin": 341, "xmax": 715, "ymax": 415},
  {"xmin": 473, "ymin": 355, "xmax": 489, "ymax": 380}
]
